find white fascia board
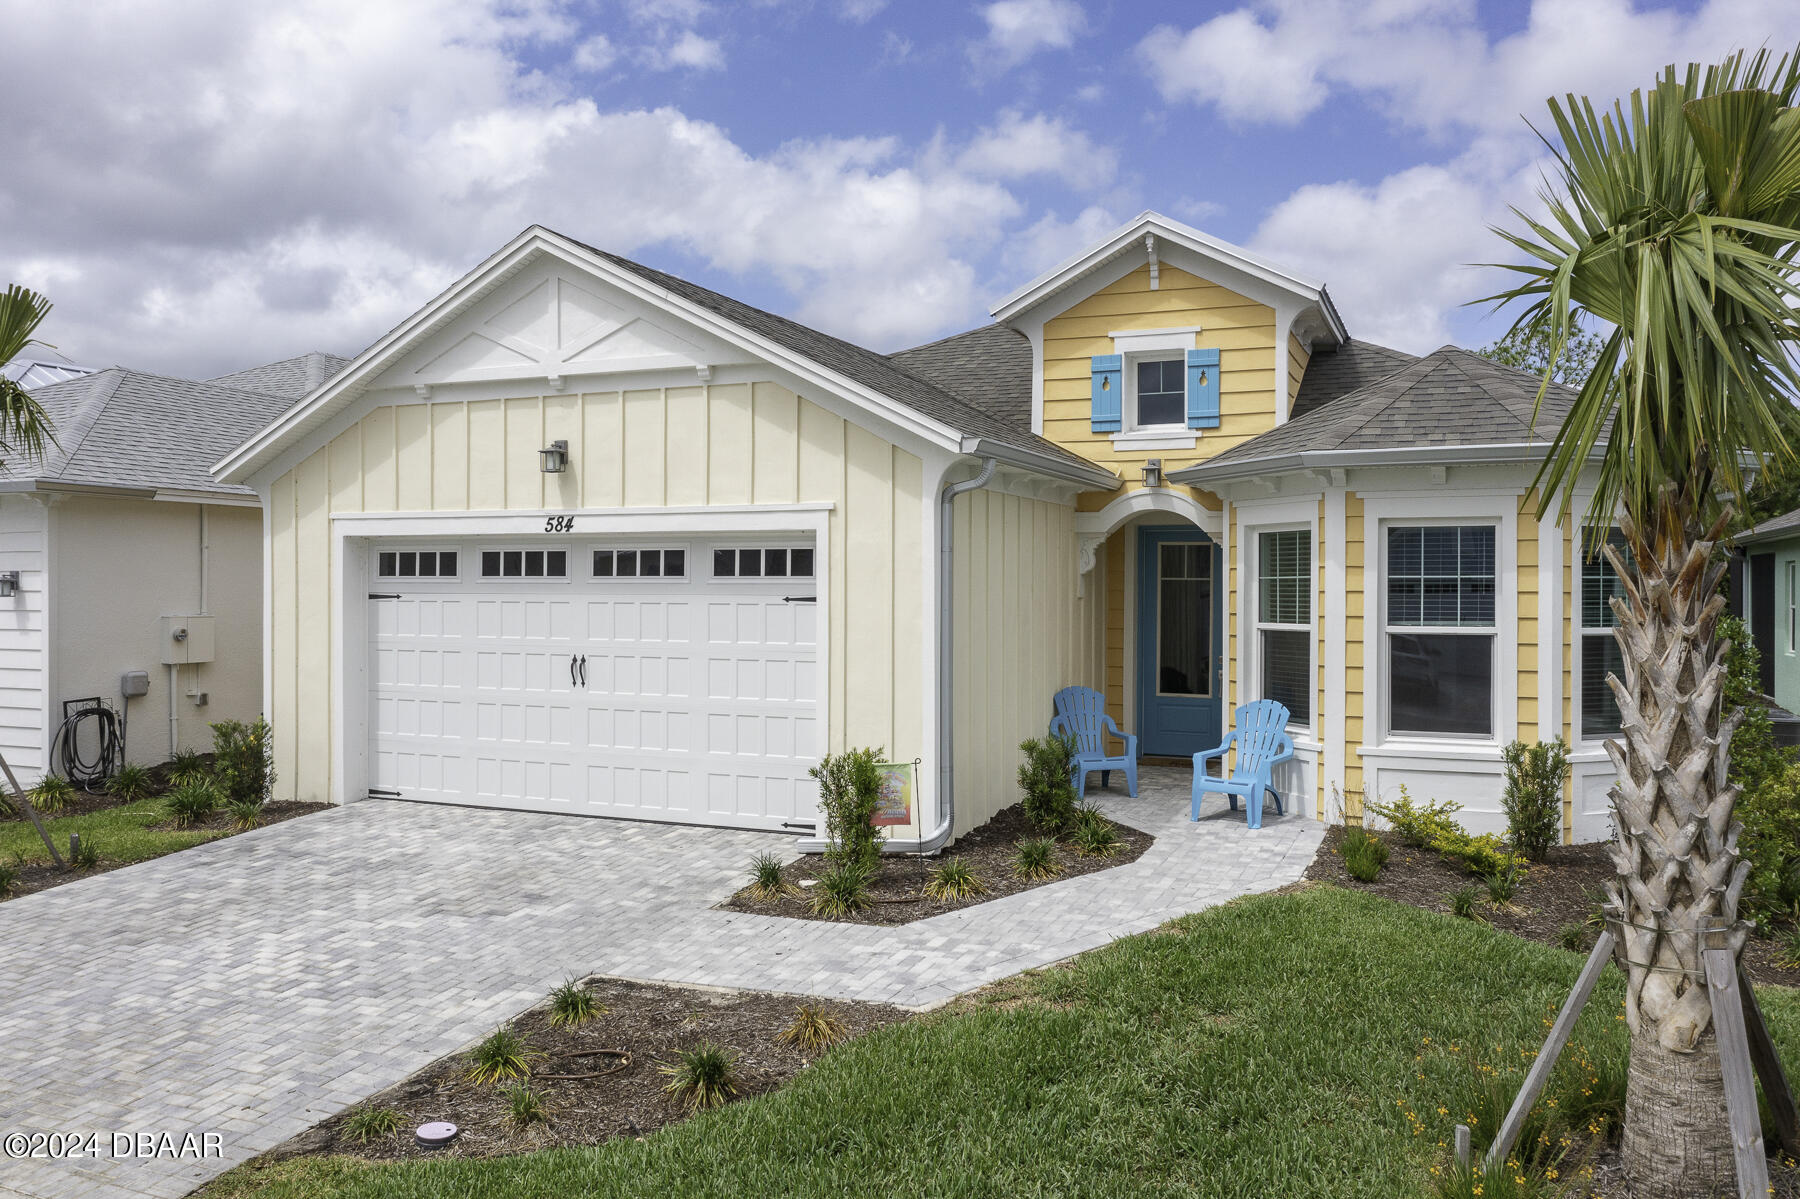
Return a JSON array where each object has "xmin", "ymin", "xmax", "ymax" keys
[
  {"xmin": 1167, "ymin": 441, "xmax": 1594, "ymax": 486},
  {"xmin": 959, "ymin": 436, "xmax": 1120, "ymax": 490},
  {"xmin": 0, "ymin": 479, "xmax": 157, "ymax": 499},
  {"xmin": 218, "ymin": 227, "xmax": 974, "ymax": 485},
  {"xmin": 989, "ymin": 210, "xmax": 1348, "ymax": 344}
]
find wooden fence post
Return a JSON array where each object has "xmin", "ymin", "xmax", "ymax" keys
[{"xmin": 1702, "ymin": 919, "xmax": 1771, "ymax": 1199}]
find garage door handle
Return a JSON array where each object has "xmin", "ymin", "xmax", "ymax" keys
[
  {"xmin": 570, "ymin": 655, "xmax": 578, "ymax": 687},
  {"xmin": 783, "ymin": 596, "xmax": 816, "ymax": 603},
  {"xmin": 577, "ymin": 655, "xmax": 587, "ymax": 687}
]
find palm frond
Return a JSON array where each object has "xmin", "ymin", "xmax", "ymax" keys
[
  {"xmin": 1481, "ymin": 47, "xmax": 1800, "ymax": 533},
  {"xmin": 0, "ymin": 285, "xmax": 57, "ymax": 466}
]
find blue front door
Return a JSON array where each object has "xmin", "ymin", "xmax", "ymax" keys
[{"xmin": 1136, "ymin": 525, "xmax": 1222, "ymax": 757}]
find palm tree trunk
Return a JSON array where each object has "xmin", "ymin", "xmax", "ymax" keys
[{"xmin": 1603, "ymin": 491, "xmax": 1752, "ymax": 1198}]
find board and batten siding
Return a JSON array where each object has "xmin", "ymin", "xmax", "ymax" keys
[
  {"xmin": 950, "ymin": 489, "xmax": 1098, "ymax": 832},
  {"xmin": 0, "ymin": 495, "xmax": 48, "ymax": 777},
  {"xmin": 267, "ymin": 381, "xmax": 926, "ymax": 806}
]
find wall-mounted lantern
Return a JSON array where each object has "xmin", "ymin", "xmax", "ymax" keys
[
  {"xmin": 539, "ymin": 440, "xmax": 570, "ymax": 474},
  {"xmin": 1143, "ymin": 458, "xmax": 1163, "ymax": 488},
  {"xmin": 0, "ymin": 571, "xmax": 20, "ymax": 598}
]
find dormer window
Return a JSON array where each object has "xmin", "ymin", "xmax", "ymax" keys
[{"xmin": 1133, "ymin": 358, "xmax": 1187, "ymax": 428}]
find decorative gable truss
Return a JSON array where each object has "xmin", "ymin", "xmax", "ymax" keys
[{"xmin": 383, "ymin": 259, "xmax": 753, "ymax": 395}]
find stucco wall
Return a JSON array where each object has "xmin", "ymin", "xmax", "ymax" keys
[
  {"xmin": 50, "ymin": 497, "xmax": 263, "ymax": 767},
  {"xmin": 268, "ymin": 381, "xmax": 927, "ymax": 806},
  {"xmin": 0, "ymin": 495, "xmax": 48, "ymax": 777},
  {"xmin": 949, "ymin": 487, "xmax": 1097, "ymax": 833}
]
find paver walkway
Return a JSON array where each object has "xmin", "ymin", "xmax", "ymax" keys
[{"xmin": 0, "ymin": 766, "xmax": 1321, "ymax": 1199}]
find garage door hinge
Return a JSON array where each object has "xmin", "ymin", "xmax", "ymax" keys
[
  {"xmin": 782, "ymin": 595, "xmax": 817, "ymax": 603},
  {"xmin": 367, "ymin": 788, "xmax": 401, "ymax": 798},
  {"xmin": 368, "ymin": 593, "xmax": 401, "ymax": 600}
]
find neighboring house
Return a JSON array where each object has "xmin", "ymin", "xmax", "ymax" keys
[
  {"xmin": 1733, "ymin": 508, "xmax": 1800, "ymax": 708},
  {"xmin": 0, "ymin": 352, "xmax": 346, "ymax": 781},
  {"xmin": 1, "ymin": 348, "xmax": 92, "ymax": 391},
  {"xmin": 216, "ymin": 212, "xmax": 1616, "ymax": 843}
]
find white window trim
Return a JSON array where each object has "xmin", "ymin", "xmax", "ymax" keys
[
  {"xmin": 374, "ymin": 544, "xmax": 463, "ymax": 583},
  {"xmin": 1363, "ymin": 493, "xmax": 1517, "ymax": 753},
  {"xmin": 1253, "ymin": 523, "xmax": 1314, "ymax": 731},
  {"xmin": 1787, "ymin": 560, "xmax": 1796, "ymax": 654},
  {"xmin": 1234, "ymin": 497, "xmax": 1320, "ymax": 742},
  {"xmin": 1574, "ymin": 528, "xmax": 1624, "ymax": 748},
  {"xmin": 1108, "ymin": 327, "xmax": 1200, "ymax": 443}
]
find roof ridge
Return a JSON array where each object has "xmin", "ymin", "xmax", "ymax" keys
[
  {"xmin": 38, "ymin": 367, "xmax": 126, "ymax": 480},
  {"xmin": 1310, "ymin": 352, "xmax": 1441, "ymax": 451},
  {"xmin": 1438, "ymin": 348, "xmax": 1556, "ymax": 438}
]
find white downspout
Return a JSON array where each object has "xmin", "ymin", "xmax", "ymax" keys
[{"xmin": 797, "ymin": 457, "xmax": 998, "ymax": 856}]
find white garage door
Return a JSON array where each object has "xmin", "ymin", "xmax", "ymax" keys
[{"xmin": 367, "ymin": 541, "xmax": 820, "ymax": 831}]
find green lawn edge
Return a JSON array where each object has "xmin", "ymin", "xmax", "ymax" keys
[
  {"xmin": 202, "ymin": 886, "xmax": 1800, "ymax": 1199},
  {"xmin": 1, "ymin": 795, "xmax": 220, "ymax": 869}
]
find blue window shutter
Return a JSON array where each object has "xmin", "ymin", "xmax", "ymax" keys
[
  {"xmin": 1090, "ymin": 354, "xmax": 1123, "ymax": 432},
  {"xmin": 1187, "ymin": 348, "xmax": 1221, "ymax": 429}
]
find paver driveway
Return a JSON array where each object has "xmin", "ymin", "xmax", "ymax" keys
[{"xmin": 0, "ymin": 766, "xmax": 1321, "ymax": 1199}]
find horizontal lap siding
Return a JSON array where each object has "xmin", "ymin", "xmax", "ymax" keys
[
  {"xmin": 269, "ymin": 383, "xmax": 924, "ymax": 806},
  {"xmin": 0, "ymin": 496, "xmax": 46, "ymax": 776},
  {"xmin": 950, "ymin": 490, "xmax": 1083, "ymax": 835}
]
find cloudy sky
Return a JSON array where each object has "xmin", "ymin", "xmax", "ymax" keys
[{"xmin": 4, "ymin": 0, "xmax": 1798, "ymax": 378}]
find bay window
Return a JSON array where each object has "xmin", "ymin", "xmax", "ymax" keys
[
  {"xmin": 1256, "ymin": 529, "xmax": 1311, "ymax": 724},
  {"xmin": 1385, "ymin": 524, "xmax": 1495, "ymax": 737}
]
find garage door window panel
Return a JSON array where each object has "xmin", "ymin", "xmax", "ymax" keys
[
  {"xmin": 480, "ymin": 548, "xmax": 568, "ymax": 579},
  {"xmin": 378, "ymin": 549, "xmax": 459, "ymax": 580}
]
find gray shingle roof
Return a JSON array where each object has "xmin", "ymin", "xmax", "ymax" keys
[
  {"xmin": 1291, "ymin": 339, "xmax": 1417, "ymax": 419},
  {"xmin": 207, "ymin": 351, "xmax": 350, "ymax": 399},
  {"xmin": 1738, "ymin": 507, "xmax": 1800, "ymax": 545},
  {"xmin": 1178, "ymin": 345, "xmax": 1580, "ymax": 481},
  {"xmin": 9, "ymin": 368, "xmax": 297, "ymax": 496},
  {"xmin": 565, "ymin": 239, "xmax": 1113, "ymax": 483},
  {"xmin": 889, "ymin": 324, "xmax": 1032, "ymax": 430}
]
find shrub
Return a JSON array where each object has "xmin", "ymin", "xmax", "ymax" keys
[
  {"xmin": 1365, "ymin": 786, "xmax": 1464, "ymax": 849},
  {"xmin": 1557, "ymin": 922, "xmax": 1587, "ymax": 952},
  {"xmin": 69, "ymin": 834, "xmax": 99, "ymax": 871},
  {"xmin": 548, "ymin": 979, "xmax": 602, "ymax": 1028},
  {"xmin": 1017, "ymin": 732, "xmax": 1078, "ymax": 833},
  {"xmin": 227, "ymin": 799, "xmax": 264, "ymax": 831},
  {"xmin": 341, "ymin": 1105, "xmax": 404, "ymax": 1144},
  {"xmin": 776, "ymin": 1004, "xmax": 847, "ymax": 1052},
  {"xmin": 809, "ymin": 861, "xmax": 874, "ymax": 918},
  {"xmin": 210, "ymin": 717, "xmax": 275, "ymax": 805},
  {"xmin": 0, "ymin": 862, "xmax": 16, "ymax": 896},
  {"xmin": 660, "ymin": 1042, "xmax": 741, "ymax": 1110},
  {"xmin": 1342, "ymin": 826, "xmax": 1389, "ymax": 882},
  {"xmin": 104, "ymin": 763, "xmax": 156, "ymax": 801},
  {"xmin": 1778, "ymin": 928, "xmax": 1800, "ymax": 971},
  {"xmin": 1449, "ymin": 886, "xmax": 1484, "ymax": 921},
  {"xmin": 1013, "ymin": 837, "xmax": 1061, "ymax": 881},
  {"xmin": 502, "ymin": 1083, "xmax": 548, "ymax": 1127},
  {"xmin": 1718, "ymin": 613, "xmax": 1800, "ymax": 925},
  {"xmin": 1434, "ymin": 828, "xmax": 1527, "ymax": 878},
  {"xmin": 1500, "ymin": 738, "xmax": 1568, "ymax": 862},
  {"xmin": 923, "ymin": 856, "xmax": 986, "ymax": 900},
  {"xmin": 465, "ymin": 1025, "xmax": 541, "ymax": 1084},
  {"xmin": 745, "ymin": 851, "xmax": 791, "ymax": 901},
  {"xmin": 167, "ymin": 749, "xmax": 209, "ymax": 788},
  {"xmin": 808, "ymin": 747, "xmax": 885, "ymax": 872},
  {"xmin": 1068, "ymin": 807, "xmax": 1122, "ymax": 858},
  {"xmin": 28, "ymin": 775, "xmax": 75, "ymax": 815},
  {"xmin": 165, "ymin": 780, "xmax": 220, "ymax": 829}
]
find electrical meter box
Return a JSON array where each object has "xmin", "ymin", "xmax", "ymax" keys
[{"xmin": 160, "ymin": 615, "xmax": 215, "ymax": 664}]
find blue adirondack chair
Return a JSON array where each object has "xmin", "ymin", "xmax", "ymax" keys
[
  {"xmin": 1049, "ymin": 685, "xmax": 1138, "ymax": 800},
  {"xmin": 1191, "ymin": 700, "xmax": 1295, "ymax": 828}
]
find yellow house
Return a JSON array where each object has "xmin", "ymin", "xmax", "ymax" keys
[{"xmin": 218, "ymin": 212, "xmax": 1616, "ymax": 846}]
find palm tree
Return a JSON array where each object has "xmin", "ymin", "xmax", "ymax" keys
[
  {"xmin": 0, "ymin": 284, "xmax": 56, "ymax": 465},
  {"xmin": 1484, "ymin": 49, "xmax": 1800, "ymax": 1197}
]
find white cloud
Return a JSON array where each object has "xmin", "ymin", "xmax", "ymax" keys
[
  {"xmin": 973, "ymin": 0, "xmax": 1085, "ymax": 69},
  {"xmin": 650, "ymin": 29, "xmax": 725, "ymax": 71},
  {"xmin": 954, "ymin": 110, "xmax": 1116, "ymax": 190},
  {"xmin": 0, "ymin": 1, "xmax": 1116, "ymax": 374},
  {"xmin": 571, "ymin": 33, "xmax": 617, "ymax": 72},
  {"xmin": 999, "ymin": 205, "xmax": 1120, "ymax": 282},
  {"xmin": 839, "ymin": 0, "xmax": 887, "ymax": 21}
]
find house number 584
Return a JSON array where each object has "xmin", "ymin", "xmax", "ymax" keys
[{"xmin": 544, "ymin": 515, "xmax": 575, "ymax": 532}]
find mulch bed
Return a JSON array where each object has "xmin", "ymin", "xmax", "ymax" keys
[
  {"xmin": 1305, "ymin": 826, "xmax": 1800, "ymax": 989},
  {"xmin": 719, "ymin": 801, "xmax": 1153, "ymax": 927},
  {"xmin": 253, "ymin": 977, "xmax": 910, "ymax": 1166}
]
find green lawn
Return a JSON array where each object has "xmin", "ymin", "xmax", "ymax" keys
[
  {"xmin": 206, "ymin": 887, "xmax": 1800, "ymax": 1199},
  {"xmin": 1, "ymin": 795, "xmax": 219, "ymax": 868}
]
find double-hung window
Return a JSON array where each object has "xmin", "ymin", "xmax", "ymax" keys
[
  {"xmin": 1133, "ymin": 359, "xmax": 1186, "ymax": 428},
  {"xmin": 1580, "ymin": 531, "xmax": 1627, "ymax": 738},
  {"xmin": 1256, "ymin": 529, "xmax": 1311, "ymax": 724},
  {"xmin": 1385, "ymin": 524, "xmax": 1496, "ymax": 737}
]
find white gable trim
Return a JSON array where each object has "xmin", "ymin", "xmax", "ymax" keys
[
  {"xmin": 990, "ymin": 210, "xmax": 1348, "ymax": 345},
  {"xmin": 217, "ymin": 228, "xmax": 982, "ymax": 486}
]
